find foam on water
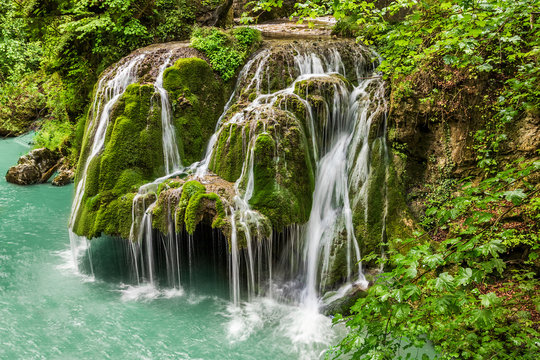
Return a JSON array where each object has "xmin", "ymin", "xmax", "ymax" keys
[
  {"xmin": 223, "ymin": 296, "xmax": 345, "ymax": 359},
  {"xmin": 118, "ymin": 283, "xmax": 185, "ymax": 302}
]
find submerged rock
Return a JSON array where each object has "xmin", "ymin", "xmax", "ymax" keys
[{"xmin": 5, "ymin": 148, "xmax": 60, "ymax": 185}]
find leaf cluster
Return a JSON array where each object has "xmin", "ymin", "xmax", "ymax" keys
[
  {"xmin": 190, "ymin": 27, "xmax": 262, "ymax": 81},
  {"xmin": 328, "ymin": 159, "xmax": 540, "ymax": 359}
]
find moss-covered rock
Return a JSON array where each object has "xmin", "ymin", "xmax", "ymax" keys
[
  {"xmin": 73, "ymin": 83, "xmax": 165, "ymax": 239},
  {"xmin": 209, "ymin": 105, "xmax": 315, "ymax": 231},
  {"xmin": 163, "ymin": 57, "xmax": 230, "ymax": 165},
  {"xmin": 349, "ymin": 138, "xmax": 415, "ymax": 269},
  {"xmin": 208, "ymin": 122, "xmax": 246, "ymax": 182},
  {"xmin": 150, "ymin": 177, "xmax": 232, "ymax": 238}
]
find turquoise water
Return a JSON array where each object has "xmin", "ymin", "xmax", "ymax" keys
[{"xmin": 0, "ymin": 135, "xmax": 341, "ymax": 359}]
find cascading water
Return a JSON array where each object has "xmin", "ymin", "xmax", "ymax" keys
[
  {"xmin": 154, "ymin": 53, "xmax": 182, "ymax": 175},
  {"xmin": 194, "ymin": 46, "xmax": 387, "ymax": 309},
  {"xmin": 68, "ymin": 54, "xmax": 146, "ymax": 271},
  {"xmin": 127, "ymin": 52, "xmax": 186, "ymax": 290},
  {"xmin": 69, "ymin": 39, "xmax": 390, "ymax": 358},
  {"xmin": 301, "ymin": 77, "xmax": 386, "ymax": 312}
]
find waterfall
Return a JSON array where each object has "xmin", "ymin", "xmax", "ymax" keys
[
  {"xmin": 70, "ymin": 41, "xmax": 389, "ymax": 317},
  {"xmin": 127, "ymin": 53, "xmax": 186, "ymax": 288},
  {"xmin": 70, "ymin": 54, "xmax": 146, "ymax": 229},
  {"xmin": 68, "ymin": 54, "xmax": 146, "ymax": 270},
  {"xmin": 154, "ymin": 53, "xmax": 182, "ymax": 174},
  {"xmin": 199, "ymin": 44, "xmax": 386, "ymax": 306},
  {"xmin": 70, "ymin": 51, "xmax": 185, "ymax": 288}
]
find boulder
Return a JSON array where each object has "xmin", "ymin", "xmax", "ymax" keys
[
  {"xmin": 5, "ymin": 148, "xmax": 60, "ymax": 185},
  {"xmin": 52, "ymin": 167, "xmax": 75, "ymax": 186}
]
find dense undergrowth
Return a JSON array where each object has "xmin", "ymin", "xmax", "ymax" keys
[{"xmin": 329, "ymin": 160, "xmax": 540, "ymax": 359}]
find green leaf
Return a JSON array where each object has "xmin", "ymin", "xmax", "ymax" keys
[
  {"xmin": 456, "ymin": 267, "xmax": 473, "ymax": 286},
  {"xmin": 473, "ymin": 308, "xmax": 494, "ymax": 328},
  {"xmin": 477, "ymin": 63, "xmax": 493, "ymax": 72},
  {"xmin": 480, "ymin": 292, "xmax": 500, "ymax": 307},
  {"xmin": 405, "ymin": 265, "xmax": 418, "ymax": 279},
  {"xmin": 394, "ymin": 303, "xmax": 411, "ymax": 320},
  {"xmin": 424, "ymin": 254, "xmax": 444, "ymax": 269},
  {"xmin": 395, "ymin": 39, "xmax": 409, "ymax": 46},
  {"xmin": 435, "ymin": 272, "xmax": 455, "ymax": 291},
  {"xmin": 473, "ymin": 211, "xmax": 493, "ymax": 223},
  {"xmin": 479, "ymin": 240, "xmax": 505, "ymax": 257},
  {"xmin": 503, "ymin": 189, "xmax": 527, "ymax": 205}
]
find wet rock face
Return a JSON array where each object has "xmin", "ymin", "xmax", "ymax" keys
[
  {"xmin": 198, "ymin": 0, "xmax": 234, "ymax": 27},
  {"xmin": 233, "ymin": 0, "xmax": 296, "ymax": 22},
  {"xmin": 5, "ymin": 148, "xmax": 60, "ymax": 185}
]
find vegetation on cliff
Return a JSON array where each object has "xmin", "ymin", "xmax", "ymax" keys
[
  {"xmin": 191, "ymin": 26, "xmax": 262, "ymax": 81},
  {"xmin": 330, "ymin": 160, "xmax": 540, "ymax": 359}
]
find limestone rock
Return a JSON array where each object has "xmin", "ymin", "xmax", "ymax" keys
[
  {"xmin": 5, "ymin": 148, "xmax": 60, "ymax": 185},
  {"xmin": 197, "ymin": 0, "xmax": 234, "ymax": 27}
]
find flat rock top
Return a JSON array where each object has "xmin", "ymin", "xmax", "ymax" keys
[{"xmin": 249, "ymin": 17, "xmax": 337, "ymax": 39}]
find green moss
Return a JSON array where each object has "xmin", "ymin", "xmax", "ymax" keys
[
  {"xmin": 99, "ymin": 83, "xmax": 164, "ymax": 191},
  {"xmin": 149, "ymin": 180, "xmax": 227, "ymax": 235},
  {"xmin": 350, "ymin": 138, "xmax": 415, "ymax": 267},
  {"xmin": 210, "ymin": 104, "xmax": 315, "ymax": 231},
  {"xmin": 209, "ymin": 123, "xmax": 246, "ymax": 182},
  {"xmin": 364, "ymin": 139, "xmax": 387, "ymax": 254},
  {"xmin": 323, "ymin": 237, "xmax": 351, "ymax": 289},
  {"xmin": 163, "ymin": 57, "xmax": 230, "ymax": 165},
  {"xmin": 84, "ymin": 155, "xmax": 102, "ymax": 198},
  {"xmin": 249, "ymin": 133, "xmax": 277, "ymax": 204},
  {"xmin": 248, "ymin": 127, "xmax": 315, "ymax": 230},
  {"xmin": 95, "ymin": 193, "xmax": 136, "ymax": 240},
  {"xmin": 293, "ymin": 76, "xmax": 348, "ymax": 99},
  {"xmin": 385, "ymin": 151, "xmax": 415, "ymax": 250},
  {"xmin": 113, "ymin": 168, "xmax": 144, "ymax": 195},
  {"xmin": 184, "ymin": 192, "xmax": 225, "ymax": 234},
  {"xmin": 152, "ymin": 192, "xmax": 170, "ymax": 235},
  {"xmin": 209, "ymin": 193, "xmax": 226, "ymax": 229},
  {"xmin": 73, "ymin": 83, "xmax": 166, "ymax": 239},
  {"xmin": 174, "ymin": 180, "xmax": 206, "ymax": 231},
  {"xmin": 156, "ymin": 179, "xmax": 182, "ymax": 196}
]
